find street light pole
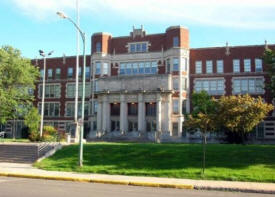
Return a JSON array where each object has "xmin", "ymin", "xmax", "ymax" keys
[
  {"xmin": 57, "ymin": 11, "xmax": 86, "ymax": 167},
  {"xmin": 39, "ymin": 50, "xmax": 54, "ymax": 138}
]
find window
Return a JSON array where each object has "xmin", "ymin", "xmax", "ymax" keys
[
  {"xmin": 195, "ymin": 61, "xmax": 202, "ymax": 74},
  {"xmin": 95, "ymin": 62, "xmax": 101, "ymax": 75},
  {"xmin": 38, "ymin": 103, "xmax": 60, "ymax": 117},
  {"xmin": 67, "ymin": 67, "xmax": 73, "ymax": 79},
  {"xmin": 102, "ymin": 63, "xmax": 108, "ymax": 75},
  {"xmin": 146, "ymin": 103, "xmax": 156, "ymax": 116},
  {"xmin": 136, "ymin": 43, "xmax": 141, "ymax": 52},
  {"xmin": 55, "ymin": 68, "xmax": 61, "ymax": 79},
  {"xmin": 96, "ymin": 42, "xmax": 101, "ymax": 52},
  {"xmin": 173, "ymin": 58, "xmax": 179, "ymax": 72},
  {"xmin": 40, "ymin": 69, "xmax": 44, "ymax": 80},
  {"xmin": 173, "ymin": 78, "xmax": 179, "ymax": 90},
  {"xmin": 120, "ymin": 61, "xmax": 157, "ymax": 75},
  {"xmin": 39, "ymin": 84, "xmax": 61, "ymax": 98},
  {"xmin": 151, "ymin": 62, "xmax": 157, "ymax": 73},
  {"xmin": 217, "ymin": 60, "xmax": 224, "ymax": 73},
  {"xmin": 166, "ymin": 59, "xmax": 171, "ymax": 73},
  {"xmin": 126, "ymin": 63, "xmax": 132, "ymax": 75},
  {"xmin": 233, "ymin": 59, "xmax": 240, "ymax": 73},
  {"xmin": 133, "ymin": 63, "xmax": 138, "ymax": 74},
  {"xmin": 233, "ymin": 78, "xmax": 264, "ymax": 94},
  {"xmin": 128, "ymin": 103, "xmax": 138, "ymax": 116},
  {"xmin": 146, "ymin": 121, "xmax": 156, "ymax": 132},
  {"xmin": 244, "ymin": 59, "xmax": 251, "ymax": 72},
  {"xmin": 66, "ymin": 102, "xmax": 89, "ymax": 117},
  {"xmin": 111, "ymin": 103, "xmax": 120, "ymax": 116},
  {"xmin": 130, "ymin": 44, "xmax": 135, "ymax": 53},
  {"xmin": 141, "ymin": 43, "xmax": 147, "ymax": 52},
  {"xmin": 182, "ymin": 78, "xmax": 187, "ymax": 90},
  {"xmin": 255, "ymin": 59, "xmax": 263, "ymax": 72},
  {"xmin": 85, "ymin": 67, "xmax": 90, "ymax": 79},
  {"xmin": 78, "ymin": 67, "xmax": 82, "ymax": 77},
  {"xmin": 195, "ymin": 79, "xmax": 224, "ymax": 95},
  {"xmin": 48, "ymin": 69, "xmax": 53, "ymax": 79},
  {"xmin": 129, "ymin": 42, "xmax": 147, "ymax": 53},
  {"xmin": 206, "ymin": 60, "xmax": 213, "ymax": 74},
  {"xmin": 120, "ymin": 63, "xmax": 126, "ymax": 75},
  {"xmin": 66, "ymin": 83, "xmax": 91, "ymax": 98},
  {"xmin": 145, "ymin": 62, "xmax": 151, "ymax": 74},
  {"xmin": 173, "ymin": 36, "xmax": 179, "ymax": 47},
  {"xmin": 139, "ymin": 62, "xmax": 144, "ymax": 74},
  {"xmin": 173, "ymin": 100, "xmax": 179, "ymax": 114}
]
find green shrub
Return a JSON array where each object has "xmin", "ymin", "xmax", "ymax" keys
[
  {"xmin": 42, "ymin": 126, "xmax": 58, "ymax": 142},
  {"xmin": 28, "ymin": 130, "xmax": 40, "ymax": 142}
]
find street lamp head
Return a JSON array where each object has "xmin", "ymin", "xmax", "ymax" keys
[
  {"xmin": 39, "ymin": 50, "xmax": 45, "ymax": 57},
  {"xmin": 48, "ymin": 51, "xmax": 54, "ymax": 56},
  {"xmin": 56, "ymin": 11, "xmax": 67, "ymax": 19}
]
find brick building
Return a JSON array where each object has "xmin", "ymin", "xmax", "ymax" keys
[{"xmin": 3, "ymin": 26, "xmax": 275, "ymax": 142}]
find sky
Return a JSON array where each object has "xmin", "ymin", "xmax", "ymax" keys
[{"xmin": 0, "ymin": 0, "xmax": 275, "ymax": 59}]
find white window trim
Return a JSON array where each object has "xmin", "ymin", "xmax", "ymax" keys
[
  {"xmin": 38, "ymin": 102, "xmax": 61, "ymax": 117},
  {"xmin": 193, "ymin": 77, "xmax": 225, "ymax": 95},
  {"xmin": 66, "ymin": 82, "xmax": 91, "ymax": 98},
  {"xmin": 232, "ymin": 76, "xmax": 265, "ymax": 95},
  {"xmin": 126, "ymin": 41, "xmax": 151, "ymax": 53},
  {"xmin": 38, "ymin": 83, "xmax": 61, "ymax": 99}
]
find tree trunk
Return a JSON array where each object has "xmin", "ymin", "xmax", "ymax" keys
[{"xmin": 202, "ymin": 132, "xmax": 207, "ymax": 177}]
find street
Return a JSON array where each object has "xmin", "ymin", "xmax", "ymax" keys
[{"xmin": 0, "ymin": 177, "xmax": 273, "ymax": 197}]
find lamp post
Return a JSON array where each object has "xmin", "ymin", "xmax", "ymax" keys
[
  {"xmin": 39, "ymin": 50, "xmax": 54, "ymax": 138},
  {"xmin": 57, "ymin": 11, "xmax": 86, "ymax": 167}
]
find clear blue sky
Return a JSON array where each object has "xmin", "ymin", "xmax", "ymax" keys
[{"xmin": 1, "ymin": 0, "xmax": 275, "ymax": 59}]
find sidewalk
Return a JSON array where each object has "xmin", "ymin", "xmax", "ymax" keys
[{"xmin": 0, "ymin": 162, "xmax": 274, "ymax": 194}]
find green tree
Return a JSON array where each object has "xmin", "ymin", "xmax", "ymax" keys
[
  {"xmin": 217, "ymin": 94, "xmax": 274, "ymax": 143},
  {"xmin": 24, "ymin": 107, "xmax": 40, "ymax": 141},
  {"xmin": 183, "ymin": 91, "xmax": 218, "ymax": 176},
  {"xmin": 262, "ymin": 49, "xmax": 275, "ymax": 99},
  {"xmin": 0, "ymin": 46, "xmax": 39, "ymax": 124}
]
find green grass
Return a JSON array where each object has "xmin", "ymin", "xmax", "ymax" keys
[
  {"xmin": 0, "ymin": 138, "xmax": 30, "ymax": 143},
  {"xmin": 34, "ymin": 142, "xmax": 275, "ymax": 183}
]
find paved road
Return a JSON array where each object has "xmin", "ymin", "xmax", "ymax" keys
[{"xmin": 0, "ymin": 177, "xmax": 273, "ymax": 197}]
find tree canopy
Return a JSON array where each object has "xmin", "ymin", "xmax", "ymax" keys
[
  {"xmin": 0, "ymin": 46, "xmax": 39, "ymax": 123},
  {"xmin": 262, "ymin": 49, "xmax": 275, "ymax": 99},
  {"xmin": 217, "ymin": 94, "xmax": 274, "ymax": 134}
]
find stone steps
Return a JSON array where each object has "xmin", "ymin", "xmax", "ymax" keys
[{"xmin": 0, "ymin": 143, "xmax": 55, "ymax": 163}]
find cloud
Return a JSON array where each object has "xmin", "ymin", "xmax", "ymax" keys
[{"xmin": 10, "ymin": 0, "xmax": 275, "ymax": 29}]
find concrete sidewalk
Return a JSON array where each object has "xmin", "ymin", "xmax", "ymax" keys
[{"xmin": 0, "ymin": 163, "xmax": 274, "ymax": 194}]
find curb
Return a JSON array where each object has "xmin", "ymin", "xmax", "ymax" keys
[
  {"xmin": 0, "ymin": 172, "xmax": 193, "ymax": 190},
  {"xmin": 194, "ymin": 186, "xmax": 275, "ymax": 195},
  {"xmin": 1, "ymin": 172, "xmax": 274, "ymax": 194}
]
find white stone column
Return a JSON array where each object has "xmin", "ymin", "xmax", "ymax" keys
[
  {"xmin": 138, "ymin": 93, "xmax": 145, "ymax": 132},
  {"xmin": 156, "ymin": 94, "xmax": 162, "ymax": 132},
  {"xmin": 178, "ymin": 57, "xmax": 183, "ymax": 137},
  {"xmin": 120, "ymin": 94, "xmax": 128, "ymax": 133},
  {"xmin": 167, "ymin": 94, "xmax": 172, "ymax": 135},
  {"xmin": 102, "ymin": 96, "xmax": 108, "ymax": 132},
  {"xmin": 106, "ymin": 101, "xmax": 111, "ymax": 132},
  {"xmin": 97, "ymin": 101, "xmax": 102, "ymax": 133}
]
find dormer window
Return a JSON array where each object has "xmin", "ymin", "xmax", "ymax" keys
[{"xmin": 128, "ymin": 42, "xmax": 148, "ymax": 53}]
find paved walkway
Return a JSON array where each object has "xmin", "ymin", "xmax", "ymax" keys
[{"xmin": 0, "ymin": 162, "xmax": 274, "ymax": 194}]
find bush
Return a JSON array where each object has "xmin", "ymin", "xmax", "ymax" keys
[
  {"xmin": 28, "ymin": 130, "xmax": 40, "ymax": 142},
  {"xmin": 42, "ymin": 126, "xmax": 58, "ymax": 142}
]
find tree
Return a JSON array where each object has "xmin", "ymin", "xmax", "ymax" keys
[
  {"xmin": 183, "ymin": 91, "xmax": 218, "ymax": 176},
  {"xmin": 217, "ymin": 94, "xmax": 274, "ymax": 143},
  {"xmin": 262, "ymin": 49, "xmax": 275, "ymax": 99},
  {"xmin": 24, "ymin": 107, "xmax": 40, "ymax": 141},
  {"xmin": 0, "ymin": 46, "xmax": 39, "ymax": 124}
]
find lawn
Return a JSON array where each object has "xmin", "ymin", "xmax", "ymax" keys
[{"xmin": 34, "ymin": 143, "xmax": 275, "ymax": 183}]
